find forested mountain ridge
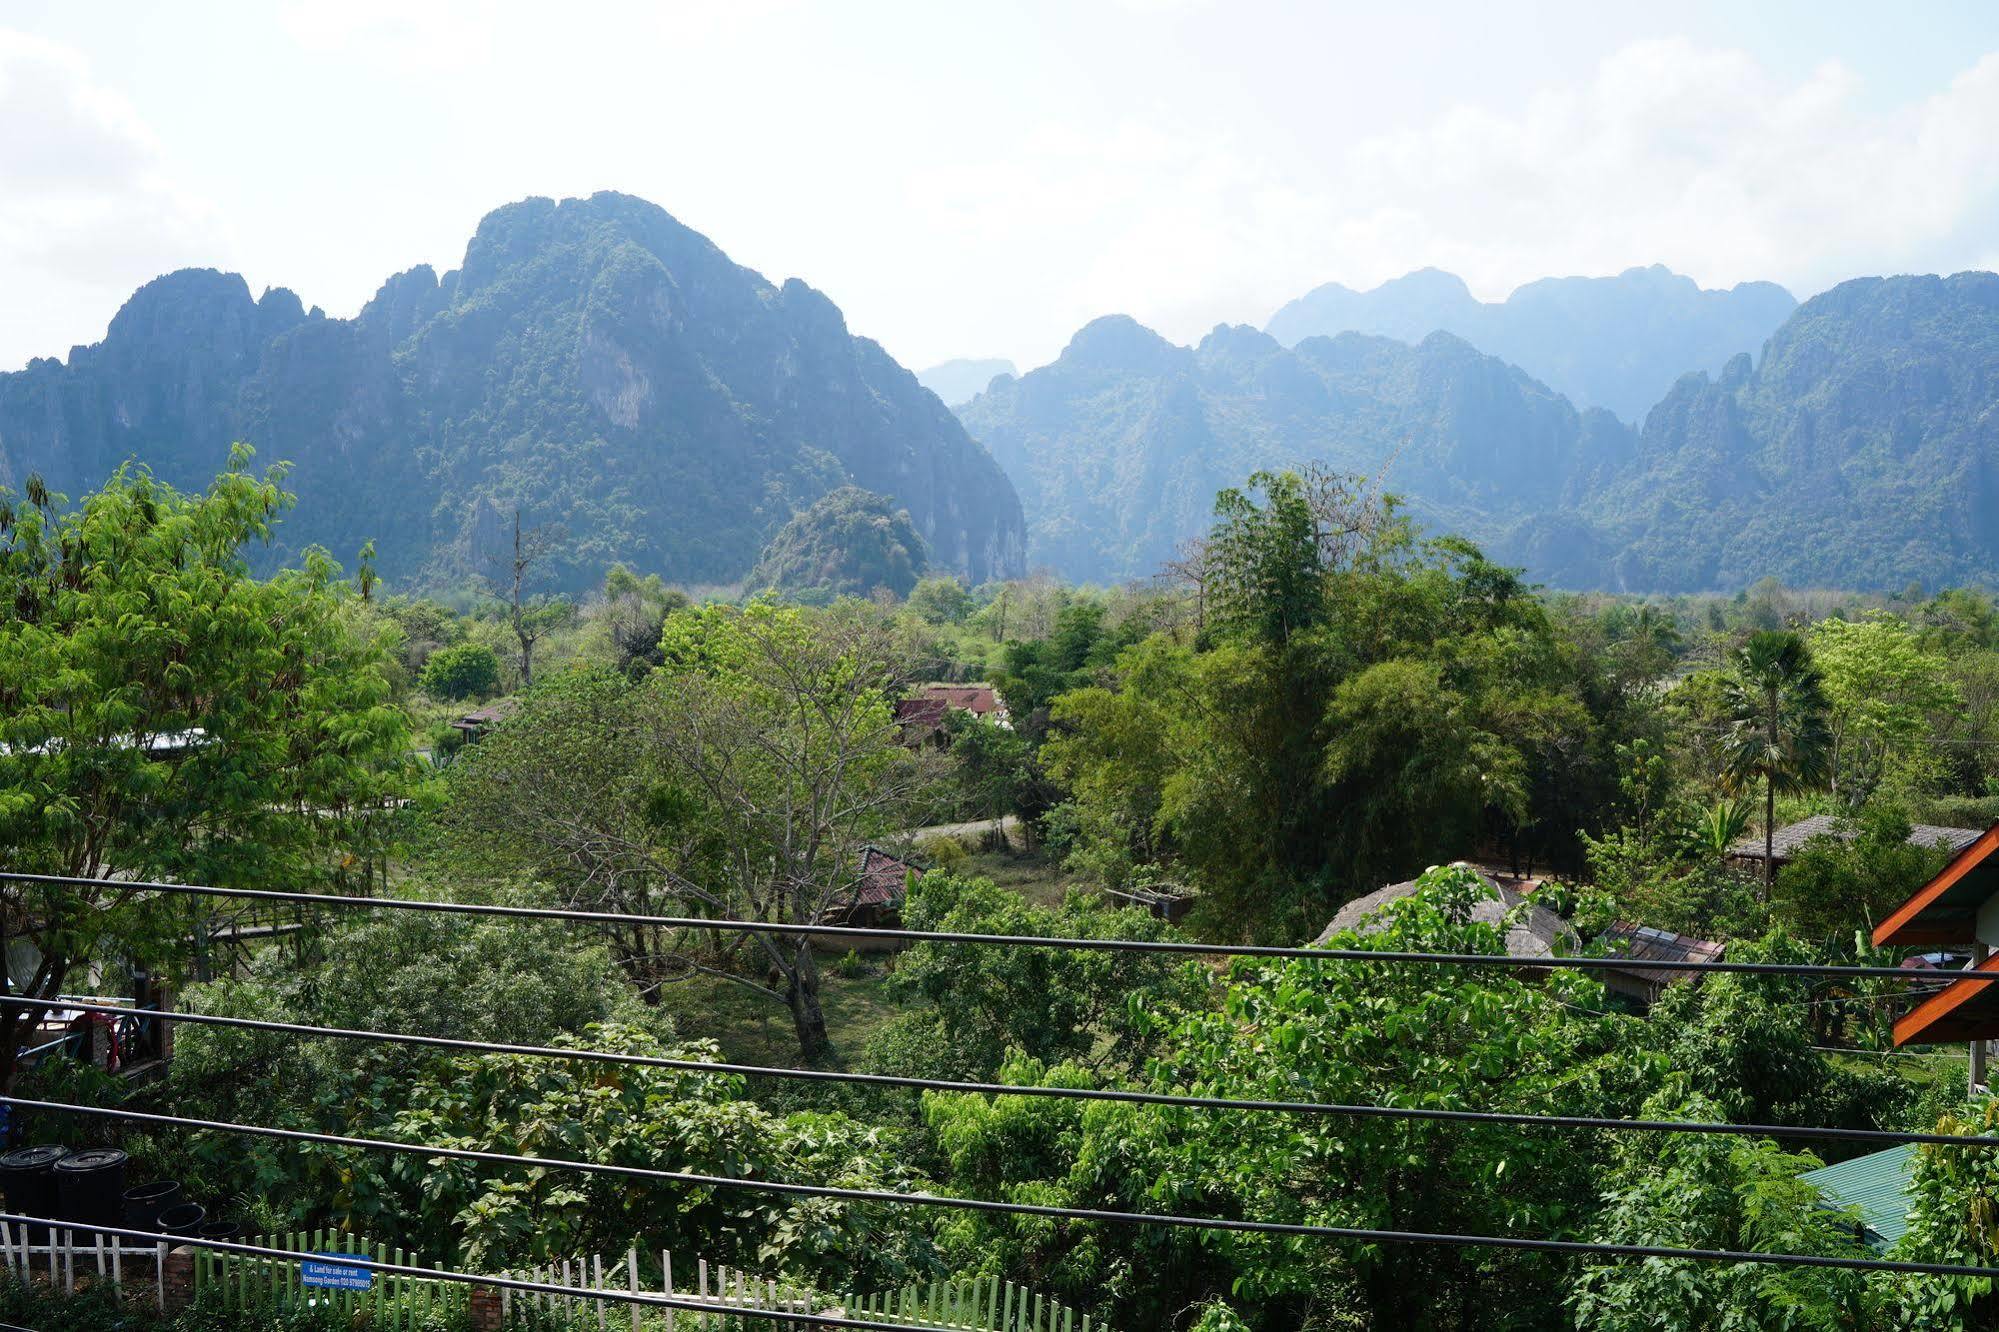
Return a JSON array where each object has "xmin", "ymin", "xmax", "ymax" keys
[
  {"xmin": 956, "ymin": 313, "xmax": 1635, "ymax": 583},
  {"xmin": 0, "ymin": 192, "xmax": 1026, "ymax": 591},
  {"xmin": 961, "ymin": 273, "xmax": 1999, "ymax": 592},
  {"xmin": 1581, "ymin": 271, "xmax": 1999, "ymax": 592},
  {"xmin": 1266, "ymin": 264, "xmax": 1798, "ymax": 421}
]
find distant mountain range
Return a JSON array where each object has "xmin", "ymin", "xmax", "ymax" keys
[
  {"xmin": 8, "ymin": 207, "xmax": 1994, "ymax": 599},
  {"xmin": 0, "ymin": 192, "xmax": 1025, "ymax": 592},
  {"xmin": 917, "ymin": 358, "xmax": 1018, "ymax": 407},
  {"xmin": 959, "ymin": 273, "xmax": 1999, "ymax": 593},
  {"xmin": 1266, "ymin": 265, "xmax": 1798, "ymax": 422}
]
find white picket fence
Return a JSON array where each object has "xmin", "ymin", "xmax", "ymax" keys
[
  {"xmin": 503, "ymin": 1250, "xmax": 826, "ymax": 1328},
  {"xmin": 500, "ymin": 1250, "xmax": 1110, "ymax": 1331},
  {"xmin": 0, "ymin": 1221, "xmax": 173, "ymax": 1308},
  {"xmin": 0, "ymin": 1223, "xmax": 1108, "ymax": 1332}
]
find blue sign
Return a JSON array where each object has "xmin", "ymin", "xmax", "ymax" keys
[{"xmin": 302, "ymin": 1253, "xmax": 373, "ymax": 1291}]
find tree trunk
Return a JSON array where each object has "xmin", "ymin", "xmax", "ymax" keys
[
  {"xmin": 784, "ymin": 940, "xmax": 832, "ymax": 1064},
  {"xmin": 1763, "ymin": 778, "xmax": 1777, "ymax": 895}
]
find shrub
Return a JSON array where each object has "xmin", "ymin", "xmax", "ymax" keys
[{"xmin": 419, "ymin": 642, "xmax": 501, "ymax": 700}]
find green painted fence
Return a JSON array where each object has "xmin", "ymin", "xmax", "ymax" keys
[{"xmin": 195, "ymin": 1227, "xmax": 469, "ymax": 1327}]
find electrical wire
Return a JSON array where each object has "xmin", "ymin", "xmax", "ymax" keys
[
  {"xmin": 7, "ymin": 1095, "xmax": 1998, "ymax": 1269},
  {"xmin": 1, "ymin": 869, "xmax": 1990, "ymax": 984},
  {"xmin": 11, "ymin": 995, "xmax": 1996, "ymax": 1151},
  {"xmin": 0, "ymin": 1213, "xmax": 966, "ymax": 1332},
  {"xmin": 7, "ymin": 1191, "xmax": 1999, "ymax": 1287}
]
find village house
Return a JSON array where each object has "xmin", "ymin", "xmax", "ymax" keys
[
  {"xmin": 1311, "ymin": 864, "xmax": 1576, "ymax": 960},
  {"xmin": 1595, "ymin": 923, "xmax": 1727, "ymax": 1010},
  {"xmin": 1727, "ymin": 814, "xmax": 1983, "ymax": 873},
  {"xmin": 447, "ymin": 699, "xmax": 519, "ymax": 743},
  {"xmin": 819, "ymin": 845, "xmax": 923, "ymax": 931},
  {"xmin": 893, "ymin": 682, "xmax": 1009, "ymax": 747},
  {"xmin": 1311, "ymin": 865, "xmax": 1724, "ymax": 1007},
  {"xmin": 1871, "ymin": 824, "xmax": 1999, "ymax": 1085}
]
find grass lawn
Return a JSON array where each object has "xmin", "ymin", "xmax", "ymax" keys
[
  {"xmin": 644, "ymin": 846, "xmax": 1094, "ymax": 1069},
  {"xmin": 648, "ymin": 961, "xmax": 906, "ymax": 1068},
  {"xmin": 956, "ymin": 845, "xmax": 1089, "ymax": 909}
]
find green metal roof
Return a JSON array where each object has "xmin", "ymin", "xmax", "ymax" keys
[{"xmin": 1799, "ymin": 1144, "xmax": 1917, "ymax": 1251}]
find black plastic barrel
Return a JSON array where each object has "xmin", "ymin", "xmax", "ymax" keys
[
  {"xmin": 52, "ymin": 1148, "xmax": 128, "ymax": 1230},
  {"xmin": 122, "ymin": 1180, "xmax": 180, "ymax": 1231},
  {"xmin": 0, "ymin": 1145, "xmax": 68, "ymax": 1243},
  {"xmin": 156, "ymin": 1203, "xmax": 204, "ymax": 1236},
  {"xmin": 197, "ymin": 1221, "xmax": 240, "ymax": 1242}
]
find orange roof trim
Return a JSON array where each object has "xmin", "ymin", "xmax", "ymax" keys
[
  {"xmin": 1894, "ymin": 951, "xmax": 1999, "ymax": 1047},
  {"xmin": 1872, "ymin": 824, "xmax": 1999, "ymax": 949}
]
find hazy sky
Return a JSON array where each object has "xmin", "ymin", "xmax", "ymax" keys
[{"xmin": 6, "ymin": 1, "xmax": 1999, "ymax": 375}]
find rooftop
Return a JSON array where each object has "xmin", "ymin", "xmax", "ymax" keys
[
  {"xmin": 1311, "ymin": 864, "xmax": 1574, "ymax": 959},
  {"xmin": 1596, "ymin": 922, "xmax": 1726, "ymax": 988},
  {"xmin": 1728, "ymin": 815, "xmax": 1983, "ymax": 864},
  {"xmin": 1798, "ymin": 1144, "xmax": 1916, "ymax": 1251}
]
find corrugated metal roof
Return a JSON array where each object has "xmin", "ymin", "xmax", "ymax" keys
[
  {"xmin": 1799, "ymin": 1144, "xmax": 1917, "ymax": 1250},
  {"xmin": 1598, "ymin": 922, "xmax": 1726, "ymax": 987}
]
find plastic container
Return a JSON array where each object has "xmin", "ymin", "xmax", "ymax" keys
[
  {"xmin": 196, "ymin": 1221, "xmax": 240, "ymax": 1242},
  {"xmin": 155, "ymin": 1202, "xmax": 205, "ymax": 1236},
  {"xmin": 53, "ymin": 1148, "xmax": 128, "ymax": 1230},
  {"xmin": 122, "ymin": 1180, "xmax": 181, "ymax": 1231},
  {"xmin": 0, "ymin": 1145, "xmax": 69, "ymax": 1243}
]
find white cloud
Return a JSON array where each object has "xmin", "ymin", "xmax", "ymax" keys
[
  {"xmin": 1335, "ymin": 38, "xmax": 1999, "ymax": 300},
  {"xmin": 906, "ymin": 37, "xmax": 1999, "ymax": 367},
  {"xmin": 0, "ymin": 30, "xmax": 221, "ymax": 366}
]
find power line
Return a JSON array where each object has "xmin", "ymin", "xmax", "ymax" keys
[
  {"xmin": 0, "ymin": 869, "xmax": 1988, "ymax": 984},
  {"xmin": 15, "ymin": 995, "xmax": 1997, "ymax": 1151},
  {"xmin": 6, "ymin": 1095, "xmax": 1995, "ymax": 1269},
  {"xmin": 9, "ymin": 1186, "xmax": 1999, "ymax": 1288},
  {"xmin": 0, "ymin": 1213, "xmax": 963, "ymax": 1332}
]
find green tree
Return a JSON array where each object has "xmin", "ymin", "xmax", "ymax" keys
[
  {"xmin": 907, "ymin": 575, "xmax": 975, "ymax": 625},
  {"xmin": 748, "ymin": 486, "xmax": 929, "ymax": 603},
  {"xmin": 867, "ymin": 873, "xmax": 1201, "ymax": 1083},
  {"xmin": 1809, "ymin": 613, "xmax": 1959, "ymax": 805},
  {"xmin": 444, "ymin": 602, "xmax": 922, "ymax": 1061},
  {"xmin": 1721, "ymin": 631, "xmax": 1833, "ymax": 891},
  {"xmin": 1770, "ymin": 809, "xmax": 1953, "ymax": 945},
  {"xmin": 589, "ymin": 563, "xmax": 688, "ymax": 676},
  {"xmin": 922, "ymin": 867, "xmax": 1648, "ymax": 1330},
  {"xmin": 0, "ymin": 454, "xmax": 412, "ymax": 1087},
  {"xmin": 1571, "ymin": 1095, "xmax": 1872, "ymax": 1331},
  {"xmin": 418, "ymin": 641, "xmax": 501, "ymax": 700}
]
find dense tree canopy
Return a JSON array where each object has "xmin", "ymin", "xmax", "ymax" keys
[
  {"xmin": 0, "ymin": 453, "xmax": 411, "ymax": 1084},
  {"xmin": 748, "ymin": 486, "xmax": 930, "ymax": 604}
]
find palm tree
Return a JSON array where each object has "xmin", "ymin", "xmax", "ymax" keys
[{"xmin": 1720, "ymin": 630, "xmax": 1833, "ymax": 892}]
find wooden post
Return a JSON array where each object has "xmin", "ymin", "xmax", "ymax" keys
[
  {"xmin": 663, "ymin": 1249, "xmax": 675, "ymax": 1332},
  {"xmin": 628, "ymin": 1247, "xmax": 642, "ymax": 1331},
  {"xmin": 1976, "ymin": 942, "xmax": 1991, "ymax": 1096}
]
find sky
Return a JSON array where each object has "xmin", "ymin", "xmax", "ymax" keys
[{"xmin": 5, "ymin": 1, "xmax": 1999, "ymax": 375}]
